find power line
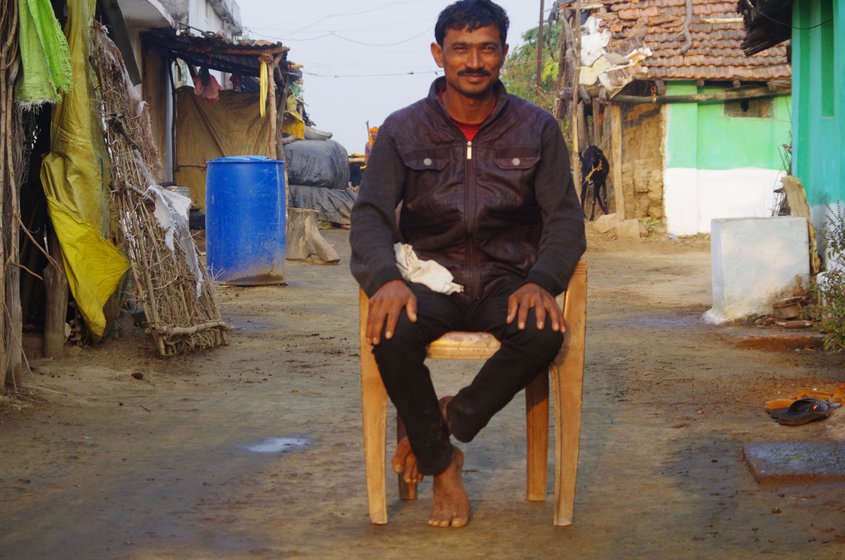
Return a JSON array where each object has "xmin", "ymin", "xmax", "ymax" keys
[
  {"xmin": 248, "ymin": 17, "xmax": 432, "ymax": 35},
  {"xmin": 278, "ymin": 26, "xmax": 433, "ymax": 47},
  {"xmin": 304, "ymin": 69, "xmax": 442, "ymax": 79},
  {"xmin": 287, "ymin": 0, "xmax": 427, "ymax": 36},
  {"xmin": 243, "ymin": 25, "xmax": 432, "ymax": 47}
]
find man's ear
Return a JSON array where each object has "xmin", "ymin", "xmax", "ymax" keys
[
  {"xmin": 502, "ymin": 43, "xmax": 510, "ymax": 60},
  {"xmin": 431, "ymin": 42, "xmax": 444, "ymax": 68}
]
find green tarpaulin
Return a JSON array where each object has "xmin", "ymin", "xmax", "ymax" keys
[{"xmin": 14, "ymin": 0, "xmax": 72, "ymax": 104}]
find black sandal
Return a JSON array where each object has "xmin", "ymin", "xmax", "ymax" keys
[{"xmin": 773, "ymin": 398, "xmax": 834, "ymax": 426}]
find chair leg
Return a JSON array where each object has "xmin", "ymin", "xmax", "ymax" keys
[
  {"xmin": 361, "ymin": 345, "xmax": 388, "ymax": 524},
  {"xmin": 525, "ymin": 372, "xmax": 549, "ymax": 501},
  {"xmin": 361, "ymin": 288, "xmax": 389, "ymax": 524},
  {"xmin": 552, "ymin": 261, "xmax": 587, "ymax": 526},
  {"xmin": 396, "ymin": 415, "xmax": 417, "ymax": 500}
]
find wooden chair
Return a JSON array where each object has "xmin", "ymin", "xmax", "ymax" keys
[{"xmin": 359, "ymin": 260, "xmax": 587, "ymax": 526}]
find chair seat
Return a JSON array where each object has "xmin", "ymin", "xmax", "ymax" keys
[{"xmin": 426, "ymin": 332, "xmax": 500, "ymax": 360}]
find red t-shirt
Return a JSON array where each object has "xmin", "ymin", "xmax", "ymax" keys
[
  {"xmin": 452, "ymin": 119, "xmax": 482, "ymax": 142},
  {"xmin": 438, "ymin": 89, "xmax": 494, "ymax": 141}
]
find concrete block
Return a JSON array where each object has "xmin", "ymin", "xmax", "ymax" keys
[
  {"xmin": 593, "ymin": 213, "xmax": 617, "ymax": 234},
  {"xmin": 616, "ymin": 219, "xmax": 642, "ymax": 240},
  {"xmin": 705, "ymin": 217, "xmax": 809, "ymax": 323},
  {"xmin": 744, "ymin": 441, "xmax": 845, "ymax": 484}
]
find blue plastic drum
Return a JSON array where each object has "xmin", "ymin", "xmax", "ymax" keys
[{"xmin": 206, "ymin": 156, "xmax": 286, "ymax": 285}]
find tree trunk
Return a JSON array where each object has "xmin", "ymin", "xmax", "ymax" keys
[
  {"xmin": 6, "ymin": 260, "xmax": 21, "ymax": 388},
  {"xmin": 286, "ymin": 208, "xmax": 339, "ymax": 264}
]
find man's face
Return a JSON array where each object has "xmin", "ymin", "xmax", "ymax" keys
[{"xmin": 431, "ymin": 24, "xmax": 509, "ymax": 99}]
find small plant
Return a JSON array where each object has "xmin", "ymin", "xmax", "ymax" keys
[
  {"xmin": 823, "ymin": 203, "xmax": 845, "ymax": 257},
  {"xmin": 638, "ymin": 216, "xmax": 662, "ymax": 237},
  {"xmin": 813, "ymin": 204, "xmax": 845, "ymax": 350}
]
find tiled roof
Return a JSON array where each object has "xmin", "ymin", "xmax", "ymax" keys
[{"xmin": 593, "ymin": 0, "xmax": 791, "ymax": 81}]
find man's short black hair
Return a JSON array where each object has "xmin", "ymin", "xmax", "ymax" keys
[{"xmin": 434, "ymin": 0, "xmax": 509, "ymax": 46}]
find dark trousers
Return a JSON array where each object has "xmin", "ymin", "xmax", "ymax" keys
[{"xmin": 371, "ymin": 276, "xmax": 564, "ymax": 476}]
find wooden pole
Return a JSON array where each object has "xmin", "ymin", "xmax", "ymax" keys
[
  {"xmin": 268, "ymin": 59, "xmax": 278, "ymax": 159},
  {"xmin": 577, "ymin": 101, "xmax": 589, "ymax": 153},
  {"xmin": 43, "ymin": 229, "xmax": 68, "ymax": 358},
  {"xmin": 610, "ymin": 104, "xmax": 625, "ymax": 219},
  {"xmin": 553, "ymin": 4, "xmax": 568, "ymax": 122},
  {"xmin": 274, "ymin": 57, "xmax": 289, "ymax": 213},
  {"xmin": 592, "ymin": 101, "xmax": 603, "ymax": 147},
  {"xmin": 0, "ymin": 0, "xmax": 22, "ymax": 388},
  {"xmin": 536, "ymin": 0, "xmax": 545, "ymax": 89},
  {"xmin": 571, "ymin": 1, "xmax": 582, "ymax": 191},
  {"xmin": 613, "ymin": 87, "xmax": 785, "ymax": 105},
  {"xmin": 6, "ymin": 106, "xmax": 21, "ymax": 385}
]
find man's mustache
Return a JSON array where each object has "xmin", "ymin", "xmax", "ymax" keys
[{"xmin": 458, "ymin": 69, "xmax": 492, "ymax": 77}]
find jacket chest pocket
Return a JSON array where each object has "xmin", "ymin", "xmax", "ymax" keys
[
  {"xmin": 400, "ymin": 148, "xmax": 456, "ymax": 206},
  {"xmin": 401, "ymin": 149, "xmax": 450, "ymax": 173},
  {"xmin": 480, "ymin": 148, "xmax": 542, "ymax": 207},
  {"xmin": 492, "ymin": 151, "xmax": 540, "ymax": 172},
  {"xmin": 399, "ymin": 148, "xmax": 461, "ymax": 230}
]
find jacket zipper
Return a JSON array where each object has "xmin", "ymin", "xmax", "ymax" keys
[{"xmin": 465, "ymin": 139, "xmax": 478, "ymax": 299}]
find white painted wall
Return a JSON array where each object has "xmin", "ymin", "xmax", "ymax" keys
[
  {"xmin": 188, "ymin": 0, "xmax": 224, "ymax": 33},
  {"xmin": 705, "ymin": 217, "xmax": 809, "ymax": 323},
  {"xmin": 664, "ymin": 168, "xmax": 786, "ymax": 237}
]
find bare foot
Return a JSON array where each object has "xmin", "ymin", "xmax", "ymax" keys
[
  {"xmin": 392, "ymin": 398, "xmax": 453, "ymax": 484},
  {"xmin": 392, "ymin": 437, "xmax": 422, "ymax": 484},
  {"xmin": 428, "ymin": 447, "xmax": 471, "ymax": 528}
]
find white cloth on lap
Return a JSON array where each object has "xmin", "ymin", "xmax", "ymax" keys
[{"xmin": 394, "ymin": 243, "xmax": 464, "ymax": 295}]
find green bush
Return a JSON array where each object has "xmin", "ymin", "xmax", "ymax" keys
[{"xmin": 813, "ymin": 204, "xmax": 845, "ymax": 351}]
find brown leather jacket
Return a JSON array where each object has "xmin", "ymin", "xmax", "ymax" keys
[{"xmin": 350, "ymin": 78, "xmax": 585, "ymax": 300}]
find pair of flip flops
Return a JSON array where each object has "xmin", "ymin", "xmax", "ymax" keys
[{"xmin": 767, "ymin": 398, "xmax": 840, "ymax": 426}]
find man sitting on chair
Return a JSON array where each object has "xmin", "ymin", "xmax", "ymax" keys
[{"xmin": 350, "ymin": 0, "xmax": 586, "ymax": 528}]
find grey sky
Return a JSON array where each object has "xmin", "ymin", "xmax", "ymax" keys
[{"xmin": 237, "ymin": 0, "xmax": 545, "ymax": 153}]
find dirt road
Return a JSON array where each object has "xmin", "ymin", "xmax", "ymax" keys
[{"xmin": 1, "ymin": 228, "xmax": 843, "ymax": 559}]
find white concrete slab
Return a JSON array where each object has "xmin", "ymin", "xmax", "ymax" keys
[{"xmin": 705, "ymin": 217, "xmax": 809, "ymax": 323}]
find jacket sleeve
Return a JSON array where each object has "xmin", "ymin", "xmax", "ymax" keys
[
  {"xmin": 524, "ymin": 117, "xmax": 587, "ymax": 296},
  {"xmin": 349, "ymin": 121, "xmax": 407, "ymax": 296}
]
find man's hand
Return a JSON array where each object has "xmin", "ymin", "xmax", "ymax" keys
[
  {"xmin": 506, "ymin": 283, "xmax": 563, "ymax": 332},
  {"xmin": 367, "ymin": 280, "xmax": 417, "ymax": 345}
]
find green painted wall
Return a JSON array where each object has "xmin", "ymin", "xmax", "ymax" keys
[
  {"xmin": 665, "ymin": 83, "xmax": 698, "ymax": 168},
  {"xmin": 792, "ymin": 0, "xmax": 844, "ymax": 206},
  {"xmin": 665, "ymin": 82, "xmax": 791, "ymax": 171}
]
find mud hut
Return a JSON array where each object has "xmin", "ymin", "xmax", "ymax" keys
[{"xmin": 556, "ymin": 0, "xmax": 792, "ymax": 236}]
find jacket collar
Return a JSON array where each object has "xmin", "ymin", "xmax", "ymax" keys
[{"xmin": 426, "ymin": 76, "xmax": 509, "ymax": 131}]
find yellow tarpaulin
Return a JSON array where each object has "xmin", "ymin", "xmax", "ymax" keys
[
  {"xmin": 40, "ymin": 0, "xmax": 128, "ymax": 340},
  {"xmin": 283, "ymin": 91, "xmax": 305, "ymax": 140}
]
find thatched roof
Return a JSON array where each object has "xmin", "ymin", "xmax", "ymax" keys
[{"xmin": 736, "ymin": 0, "xmax": 793, "ymax": 55}]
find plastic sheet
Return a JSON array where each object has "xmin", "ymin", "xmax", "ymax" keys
[
  {"xmin": 40, "ymin": 0, "xmax": 128, "ymax": 340},
  {"xmin": 14, "ymin": 0, "xmax": 72, "ymax": 105},
  {"xmin": 284, "ymin": 139, "xmax": 350, "ymax": 190}
]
